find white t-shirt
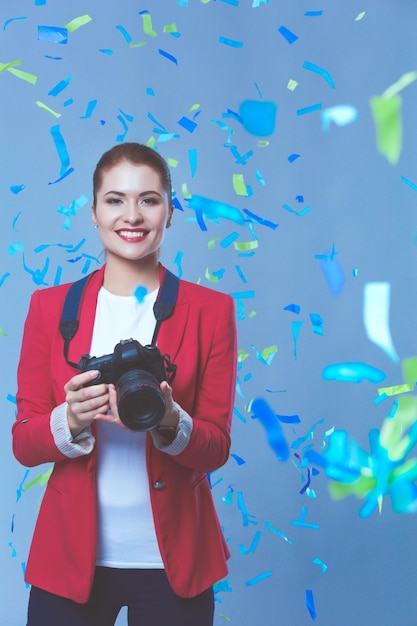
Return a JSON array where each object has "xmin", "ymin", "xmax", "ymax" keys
[{"xmin": 90, "ymin": 286, "xmax": 164, "ymax": 568}]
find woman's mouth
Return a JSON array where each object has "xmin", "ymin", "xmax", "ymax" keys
[{"xmin": 116, "ymin": 229, "xmax": 148, "ymax": 242}]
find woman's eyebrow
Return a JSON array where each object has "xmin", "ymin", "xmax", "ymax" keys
[{"xmin": 102, "ymin": 190, "xmax": 162, "ymax": 197}]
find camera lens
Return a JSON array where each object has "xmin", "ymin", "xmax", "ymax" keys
[{"xmin": 116, "ymin": 369, "xmax": 166, "ymax": 431}]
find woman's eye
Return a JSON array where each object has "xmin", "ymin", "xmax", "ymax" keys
[
  {"xmin": 106, "ymin": 197, "xmax": 122, "ymax": 205},
  {"xmin": 141, "ymin": 197, "xmax": 157, "ymax": 206}
]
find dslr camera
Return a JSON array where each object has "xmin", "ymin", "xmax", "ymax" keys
[{"xmin": 79, "ymin": 339, "xmax": 176, "ymax": 431}]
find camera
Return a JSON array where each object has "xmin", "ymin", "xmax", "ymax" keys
[{"xmin": 79, "ymin": 339, "xmax": 176, "ymax": 431}]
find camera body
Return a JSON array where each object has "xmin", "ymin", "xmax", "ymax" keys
[{"xmin": 79, "ymin": 338, "xmax": 174, "ymax": 431}]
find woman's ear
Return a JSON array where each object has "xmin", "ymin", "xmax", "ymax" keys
[{"xmin": 91, "ymin": 204, "xmax": 98, "ymax": 228}]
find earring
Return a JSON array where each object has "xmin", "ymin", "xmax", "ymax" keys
[{"xmin": 93, "ymin": 223, "xmax": 98, "ymax": 229}]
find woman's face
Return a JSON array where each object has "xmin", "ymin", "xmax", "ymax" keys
[{"xmin": 92, "ymin": 161, "xmax": 172, "ymax": 268}]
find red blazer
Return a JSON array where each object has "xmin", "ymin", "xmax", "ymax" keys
[{"xmin": 13, "ymin": 264, "xmax": 237, "ymax": 603}]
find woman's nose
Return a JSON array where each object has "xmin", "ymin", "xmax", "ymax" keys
[{"xmin": 124, "ymin": 200, "xmax": 143, "ymax": 223}]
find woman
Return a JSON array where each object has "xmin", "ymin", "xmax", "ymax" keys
[{"xmin": 13, "ymin": 143, "xmax": 237, "ymax": 626}]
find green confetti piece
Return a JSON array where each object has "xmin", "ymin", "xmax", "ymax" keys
[
  {"xmin": 141, "ymin": 12, "xmax": 157, "ymax": 37},
  {"xmin": 378, "ymin": 384, "xmax": 413, "ymax": 397},
  {"xmin": 370, "ymin": 94, "xmax": 402, "ymax": 164},
  {"xmin": 64, "ymin": 14, "xmax": 92, "ymax": 33},
  {"xmin": 0, "ymin": 328, "xmax": 8, "ymax": 336},
  {"xmin": 382, "ymin": 71, "xmax": 417, "ymax": 99},
  {"xmin": 233, "ymin": 173, "xmax": 249, "ymax": 196},
  {"xmin": 0, "ymin": 59, "xmax": 21, "ymax": 73},
  {"xmin": 233, "ymin": 240, "xmax": 258, "ymax": 251},
  {"xmin": 7, "ymin": 66, "xmax": 37, "ymax": 84},
  {"xmin": 36, "ymin": 100, "xmax": 61, "ymax": 118}
]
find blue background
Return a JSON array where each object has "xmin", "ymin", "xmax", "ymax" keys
[{"xmin": 1, "ymin": 1, "xmax": 417, "ymax": 624}]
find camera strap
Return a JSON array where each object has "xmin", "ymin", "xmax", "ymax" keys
[{"xmin": 59, "ymin": 268, "xmax": 180, "ymax": 369}]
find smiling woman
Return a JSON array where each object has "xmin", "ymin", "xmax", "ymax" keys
[{"xmin": 12, "ymin": 143, "xmax": 237, "ymax": 626}]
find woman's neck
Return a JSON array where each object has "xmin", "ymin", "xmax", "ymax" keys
[{"xmin": 102, "ymin": 255, "xmax": 160, "ymax": 296}]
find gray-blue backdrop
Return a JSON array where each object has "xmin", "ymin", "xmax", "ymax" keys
[{"xmin": 1, "ymin": 1, "xmax": 417, "ymax": 625}]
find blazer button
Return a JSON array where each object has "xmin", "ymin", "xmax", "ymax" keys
[{"xmin": 153, "ymin": 481, "xmax": 165, "ymax": 490}]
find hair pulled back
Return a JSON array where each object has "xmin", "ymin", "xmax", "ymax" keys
[{"xmin": 93, "ymin": 143, "xmax": 172, "ymax": 206}]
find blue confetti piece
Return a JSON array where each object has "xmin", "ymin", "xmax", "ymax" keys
[
  {"xmin": 188, "ymin": 148, "xmax": 197, "ymax": 177},
  {"xmin": 0, "ymin": 272, "xmax": 11, "ymax": 287},
  {"xmin": 277, "ymin": 414, "xmax": 300, "ymax": 424},
  {"xmin": 146, "ymin": 87, "xmax": 155, "ymax": 96},
  {"xmin": 50, "ymin": 124, "xmax": 71, "ymax": 177},
  {"xmin": 10, "ymin": 185, "xmax": 25, "ymax": 195},
  {"xmin": 242, "ymin": 209, "xmax": 279, "ymax": 230},
  {"xmin": 178, "ymin": 116, "xmax": 197, "ymax": 133},
  {"xmin": 53, "ymin": 266, "xmax": 62, "ymax": 286},
  {"xmin": 282, "ymin": 203, "xmax": 311, "ymax": 217},
  {"xmin": 64, "ymin": 98, "xmax": 74, "ymax": 107},
  {"xmin": 218, "ymin": 36, "xmax": 243, "ymax": 48},
  {"xmin": 148, "ymin": 112, "xmax": 167, "ymax": 130},
  {"xmin": 16, "ymin": 469, "xmax": 29, "ymax": 502},
  {"xmin": 312, "ymin": 557, "xmax": 328, "ymax": 573},
  {"xmin": 240, "ymin": 530, "xmax": 262, "ymax": 555},
  {"xmin": 310, "ymin": 313, "xmax": 324, "ymax": 335},
  {"xmin": 45, "ymin": 55, "xmax": 62, "ymax": 60},
  {"xmin": 305, "ymin": 10, "xmax": 323, "ymax": 16},
  {"xmin": 99, "ymin": 49, "xmax": 113, "ymax": 55},
  {"xmin": 291, "ymin": 507, "xmax": 320, "ymax": 530},
  {"xmin": 35, "ymin": 0, "xmax": 46, "ymax": 4},
  {"xmin": 81, "ymin": 99, "xmax": 98, "ymax": 119},
  {"xmin": 116, "ymin": 115, "xmax": 129, "ymax": 142},
  {"xmin": 322, "ymin": 362, "xmax": 386, "ymax": 384},
  {"xmin": 134, "ymin": 285, "xmax": 148, "ymax": 303},
  {"xmin": 306, "ymin": 589, "xmax": 317, "ymax": 620},
  {"xmin": 303, "ymin": 60, "xmax": 335, "ymax": 89},
  {"xmin": 239, "ymin": 100, "xmax": 277, "ymax": 136},
  {"xmin": 284, "ymin": 303, "xmax": 300, "ymax": 314},
  {"xmin": 297, "ymin": 103, "xmax": 322, "ymax": 116},
  {"xmin": 245, "ymin": 571, "xmax": 272, "ymax": 586},
  {"xmin": 8, "ymin": 242, "xmax": 24, "ymax": 256},
  {"xmin": 4, "ymin": 16, "xmax": 27, "ymax": 30},
  {"xmin": 278, "ymin": 25, "xmax": 298, "ymax": 44},
  {"xmin": 230, "ymin": 453, "xmax": 246, "ymax": 465},
  {"xmin": 38, "ymin": 25, "xmax": 68, "ymax": 44},
  {"xmin": 292, "ymin": 321, "xmax": 303, "ymax": 360},
  {"xmin": 288, "ymin": 153, "xmax": 300, "ymax": 162},
  {"xmin": 401, "ymin": 175, "xmax": 417, "ymax": 192},
  {"xmin": 265, "ymin": 521, "xmax": 293, "ymax": 543},
  {"xmin": 6, "ymin": 394, "xmax": 16, "ymax": 404},
  {"xmin": 237, "ymin": 491, "xmax": 258, "ymax": 526},
  {"xmin": 173, "ymin": 250, "xmax": 184, "ymax": 278},
  {"xmin": 230, "ymin": 290, "xmax": 255, "ymax": 299},
  {"xmin": 235, "ymin": 265, "xmax": 247, "ymax": 283},
  {"xmin": 48, "ymin": 74, "xmax": 72, "ymax": 96},
  {"xmin": 116, "ymin": 25, "xmax": 132, "ymax": 43},
  {"xmin": 186, "ymin": 195, "xmax": 245, "ymax": 228},
  {"xmin": 251, "ymin": 397, "xmax": 290, "ymax": 461},
  {"xmin": 220, "ymin": 232, "xmax": 239, "ymax": 248},
  {"xmin": 318, "ymin": 246, "xmax": 345, "ymax": 295},
  {"xmin": 158, "ymin": 49, "xmax": 178, "ymax": 65},
  {"xmin": 222, "ymin": 108, "xmax": 243, "ymax": 124}
]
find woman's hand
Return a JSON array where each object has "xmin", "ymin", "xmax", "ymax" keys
[{"xmin": 64, "ymin": 370, "xmax": 110, "ymax": 437}]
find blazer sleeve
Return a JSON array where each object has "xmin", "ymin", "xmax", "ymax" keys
[
  {"xmin": 170, "ymin": 293, "xmax": 237, "ymax": 474},
  {"xmin": 12, "ymin": 290, "xmax": 73, "ymax": 467}
]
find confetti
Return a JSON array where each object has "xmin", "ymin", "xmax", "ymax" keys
[
  {"xmin": 306, "ymin": 589, "xmax": 317, "ymax": 620},
  {"xmin": 321, "ymin": 105, "xmax": 358, "ymax": 131},
  {"xmin": 38, "ymin": 25, "xmax": 68, "ymax": 44},
  {"xmin": 139, "ymin": 10, "xmax": 157, "ymax": 37},
  {"xmin": 158, "ymin": 49, "xmax": 178, "ymax": 65},
  {"xmin": 297, "ymin": 103, "xmax": 322, "ymax": 116},
  {"xmin": 364, "ymin": 283, "xmax": 399, "ymax": 363},
  {"xmin": 245, "ymin": 571, "xmax": 272, "ymax": 586},
  {"xmin": 239, "ymin": 100, "xmax": 277, "ymax": 136},
  {"xmin": 4, "ymin": 17, "xmax": 27, "ymax": 30},
  {"xmin": 278, "ymin": 25, "xmax": 298, "ymax": 44},
  {"xmin": 251, "ymin": 398, "xmax": 289, "ymax": 461},
  {"xmin": 36, "ymin": 101, "xmax": 61, "ymax": 118},
  {"xmin": 218, "ymin": 36, "xmax": 243, "ymax": 48},
  {"xmin": 322, "ymin": 362, "xmax": 386, "ymax": 384},
  {"xmin": 303, "ymin": 61, "xmax": 335, "ymax": 89},
  {"xmin": 48, "ymin": 74, "xmax": 72, "ymax": 96}
]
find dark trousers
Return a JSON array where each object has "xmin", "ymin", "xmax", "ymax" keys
[{"xmin": 27, "ymin": 567, "xmax": 214, "ymax": 626}]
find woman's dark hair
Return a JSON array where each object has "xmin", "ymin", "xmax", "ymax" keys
[{"xmin": 93, "ymin": 142, "xmax": 172, "ymax": 206}]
